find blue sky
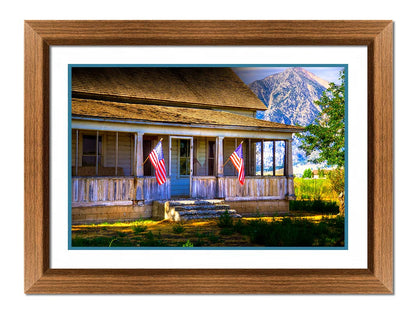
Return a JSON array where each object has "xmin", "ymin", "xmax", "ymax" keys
[{"xmin": 232, "ymin": 66, "xmax": 345, "ymax": 85}]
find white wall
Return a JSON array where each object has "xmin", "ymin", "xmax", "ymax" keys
[{"xmin": 1, "ymin": 1, "xmax": 412, "ymax": 312}]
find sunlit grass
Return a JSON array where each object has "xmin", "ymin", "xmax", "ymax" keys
[{"xmin": 72, "ymin": 212, "xmax": 343, "ymax": 248}]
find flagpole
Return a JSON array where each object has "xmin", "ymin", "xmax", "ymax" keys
[{"xmin": 143, "ymin": 138, "xmax": 163, "ymax": 166}]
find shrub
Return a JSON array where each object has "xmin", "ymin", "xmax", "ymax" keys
[
  {"xmin": 217, "ymin": 209, "xmax": 234, "ymax": 228},
  {"xmin": 131, "ymin": 223, "xmax": 147, "ymax": 234},
  {"xmin": 219, "ymin": 227, "xmax": 234, "ymax": 235},
  {"xmin": 139, "ymin": 230, "xmax": 166, "ymax": 247},
  {"xmin": 207, "ymin": 232, "xmax": 220, "ymax": 244},
  {"xmin": 303, "ymin": 168, "xmax": 313, "ymax": 178},
  {"xmin": 239, "ymin": 217, "xmax": 344, "ymax": 247},
  {"xmin": 172, "ymin": 223, "xmax": 185, "ymax": 234},
  {"xmin": 289, "ymin": 199, "xmax": 339, "ymax": 214},
  {"xmin": 182, "ymin": 240, "xmax": 194, "ymax": 247}
]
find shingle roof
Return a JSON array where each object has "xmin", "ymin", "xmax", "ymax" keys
[
  {"xmin": 72, "ymin": 98, "xmax": 304, "ymax": 132},
  {"xmin": 72, "ymin": 67, "xmax": 267, "ymax": 111}
]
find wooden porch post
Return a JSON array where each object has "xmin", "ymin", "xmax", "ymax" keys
[
  {"xmin": 115, "ymin": 132, "xmax": 119, "ymax": 176},
  {"xmin": 285, "ymin": 138, "xmax": 293, "ymax": 177},
  {"xmin": 273, "ymin": 140, "xmax": 276, "ymax": 176},
  {"xmin": 135, "ymin": 132, "xmax": 144, "ymax": 177},
  {"xmin": 248, "ymin": 138, "xmax": 251, "ymax": 176},
  {"xmin": 261, "ymin": 139, "xmax": 264, "ymax": 176},
  {"xmin": 217, "ymin": 136, "xmax": 224, "ymax": 177},
  {"xmin": 95, "ymin": 130, "xmax": 99, "ymax": 176},
  {"xmin": 285, "ymin": 137, "xmax": 295, "ymax": 199},
  {"xmin": 75, "ymin": 129, "xmax": 79, "ymax": 176}
]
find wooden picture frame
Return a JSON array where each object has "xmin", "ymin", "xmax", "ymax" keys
[{"xmin": 24, "ymin": 20, "xmax": 393, "ymax": 294}]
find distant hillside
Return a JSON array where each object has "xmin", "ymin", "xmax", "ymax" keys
[
  {"xmin": 248, "ymin": 67, "xmax": 330, "ymax": 168},
  {"xmin": 249, "ymin": 67, "xmax": 329, "ymax": 126}
]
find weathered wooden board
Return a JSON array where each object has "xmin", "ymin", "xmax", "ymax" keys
[
  {"xmin": 72, "ymin": 177, "xmax": 135, "ymax": 204},
  {"xmin": 218, "ymin": 176, "xmax": 288, "ymax": 199}
]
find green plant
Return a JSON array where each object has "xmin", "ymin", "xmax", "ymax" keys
[
  {"xmin": 217, "ymin": 209, "xmax": 234, "ymax": 228},
  {"xmin": 297, "ymin": 69, "xmax": 345, "ymax": 168},
  {"xmin": 302, "ymin": 168, "xmax": 313, "ymax": 178},
  {"xmin": 138, "ymin": 230, "xmax": 166, "ymax": 247},
  {"xmin": 289, "ymin": 199, "xmax": 339, "ymax": 214},
  {"xmin": 131, "ymin": 223, "xmax": 147, "ymax": 234},
  {"xmin": 207, "ymin": 232, "xmax": 220, "ymax": 244},
  {"xmin": 328, "ymin": 168, "xmax": 345, "ymax": 216},
  {"xmin": 182, "ymin": 240, "xmax": 194, "ymax": 247},
  {"xmin": 172, "ymin": 223, "xmax": 185, "ymax": 234},
  {"xmin": 108, "ymin": 238, "xmax": 117, "ymax": 247},
  {"xmin": 219, "ymin": 227, "xmax": 234, "ymax": 235}
]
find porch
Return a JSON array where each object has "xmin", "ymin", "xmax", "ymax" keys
[{"xmin": 71, "ymin": 129, "xmax": 296, "ymax": 224}]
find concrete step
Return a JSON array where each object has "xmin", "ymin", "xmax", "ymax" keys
[
  {"xmin": 180, "ymin": 213, "xmax": 242, "ymax": 221},
  {"xmin": 175, "ymin": 204, "xmax": 231, "ymax": 211},
  {"xmin": 159, "ymin": 198, "xmax": 241, "ymax": 221},
  {"xmin": 178, "ymin": 209, "xmax": 237, "ymax": 216},
  {"xmin": 168, "ymin": 199, "xmax": 225, "ymax": 207}
]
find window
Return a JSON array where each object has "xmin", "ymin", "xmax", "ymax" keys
[
  {"xmin": 208, "ymin": 141, "xmax": 215, "ymax": 176},
  {"xmin": 179, "ymin": 139, "xmax": 191, "ymax": 176},
  {"xmin": 82, "ymin": 134, "xmax": 102, "ymax": 167}
]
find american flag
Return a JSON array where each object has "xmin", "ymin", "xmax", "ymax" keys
[
  {"xmin": 149, "ymin": 141, "xmax": 167, "ymax": 185},
  {"xmin": 229, "ymin": 143, "xmax": 245, "ymax": 185}
]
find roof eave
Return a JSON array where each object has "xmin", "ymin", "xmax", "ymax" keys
[{"xmin": 72, "ymin": 116, "xmax": 304, "ymax": 133}]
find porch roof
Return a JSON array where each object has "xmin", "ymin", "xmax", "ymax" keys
[{"xmin": 72, "ymin": 98, "xmax": 304, "ymax": 132}]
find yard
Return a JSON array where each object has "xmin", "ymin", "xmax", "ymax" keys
[{"xmin": 72, "ymin": 211, "xmax": 344, "ymax": 248}]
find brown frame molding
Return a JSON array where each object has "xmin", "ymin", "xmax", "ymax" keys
[{"xmin": 24, "ymin": 20, "xmax": 393, "ymax": 294}]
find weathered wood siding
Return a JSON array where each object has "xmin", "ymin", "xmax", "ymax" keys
[
  {"xmin": 191, "ymin": 176, "xmax": 217, "ymax": 199},
  {"xmin": 72, "ymin": 177, "xmax": 135, "ymax": 205},
  {"xmin": 218, "ymin": 176, "xmax": 287, "ymax": 200},
  {"xmin": 136, "ymin": 177, "xmax": 171, "ymax": 201}
]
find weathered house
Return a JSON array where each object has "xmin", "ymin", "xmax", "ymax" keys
[{"xmin": 71, "ymin": 67, "xmax": 303, "ymax": 224}]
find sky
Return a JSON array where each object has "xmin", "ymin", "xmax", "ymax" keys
[{"xmin": 232, "ymin": 66, "xmax": 345, "ymax": 85}]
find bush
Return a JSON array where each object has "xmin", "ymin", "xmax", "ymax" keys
[
  {"xmin": 139, "ymin": 230, "xmax": 166, "ymax": 247},
  {"xmin": 172, "ymin": 223, "xmax": 185, "ymax": 234},
  {"xmin": 289, "ymin": 200, "xmax": 339, "ymax": 214},
  {"xmin": 182, "ymin": 240, "xmax": 194, "ymax": 247},
  {"xmin": 217, "ymin": 209, "xmax": 234, "ymax": 228},
  {"xmin": 303, "ymin": 168, "xmax": 313, "ymax": 178},
  {"xmin": 236, "ymin": 217, "xmax": 344, "ymax": 247},
  {"xmin": 131, "ymin": 223, "xmax": 147, "ymax": 234}
]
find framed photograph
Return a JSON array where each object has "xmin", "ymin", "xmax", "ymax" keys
[{"xmin": 24, "ymin": 20, "xmax": 393, "ymax": 294}]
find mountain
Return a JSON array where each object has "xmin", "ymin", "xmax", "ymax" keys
[
  {"xmin": 248, "ymin": 67, "xmax": 330, "ymax": 169},
  {"xmin": 249, "ymin": 67, "xmax": 329, "ymax": 127}
]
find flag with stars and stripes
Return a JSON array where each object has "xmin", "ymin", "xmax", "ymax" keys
[
  {"xmin": 229, "ymin": 143, "xmax": 245, "ymax": 185},
  {"xmin": 149, "ymin": 141, "xmax": 167, "ymax": 185}
]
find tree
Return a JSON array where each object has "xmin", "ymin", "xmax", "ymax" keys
[
  {"xmin": 297, "ymin": 69, "xmax": 345, "ymax": 215},
  {"xmin": 302, "ymin": 168, "xmax": 313, "ymax": 178},
  {"xmin": 297, "ymin": 70, "xmax": 345, "ymax": 167}
]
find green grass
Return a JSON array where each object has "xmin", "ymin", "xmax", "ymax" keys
[{"xmin": 294, "ymin": 178, "xmax": 338, "ymax": 201}]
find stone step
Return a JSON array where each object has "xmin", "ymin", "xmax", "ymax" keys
[
  {"xmin": 175, "ymin": 204, "xmax": 231, "ymax": 211},
  {"xmin": 178, "ymin": 209, "xmax": 238, "ymax": 216},
  {"xmin": 168, "ymin": 199, "xmax": 225, "ymax": 207},
  {"xmin": 180, "ymin": 213, "xmax": 242, "ymax": 221}
]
